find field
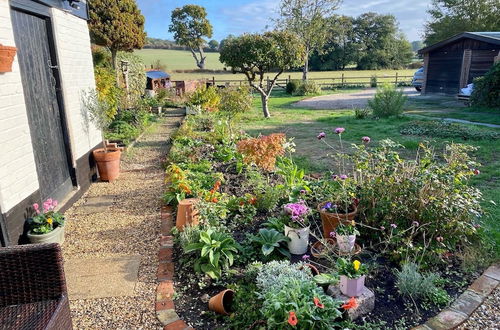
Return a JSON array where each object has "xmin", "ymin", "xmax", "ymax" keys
[{"xmin": 135, "ymin": 48, "xmax": 416, "ymax": 82}]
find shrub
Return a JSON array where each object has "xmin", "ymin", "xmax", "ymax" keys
[
  {"xmin": 256, "ymin": 260, "xmax": 312, "ymax": 293},
  {"xmin": 237, "ymin": 133, "xmax": 286, "ymax": 171},
  {"xmin": 368, "ymin": 84, "xmax": 407, "ymax": 117},
  {"xmin": 286, "ymin": 79, "xmax": 301, "ymax": 94},
  {"xmin": 187, "ymin": 86, "xmax": 221, "ymax": 112},
  {"xmin": 295, "ymin": 80, "xmax": 321, "ymax": 96},
  {"xmin": 94, "ymin": 66, "xmax": 122, "ymax": 120},
  {"xmin": 354, "ymin": 108, "xmax": 371, "ymax": 119},
  {"xmin": 116, "ymin": 52, "xmax": 147, "ymax": 109},
  {"xmin": 395, "ymin": 262, "xmax": 451, "ymax": 306},
  {"xmin": 370, "ymin": 75, "xmax": 378, "ymax": 87},
  {"xmin": 400, "ymin": 120, "xmax": 500, "ymax": 140},
  {"xmin": 470, "ymin": 62, "xmax": 500, "ymax": 109},
  {"xmin": 219, "ymin": 87, "xmax": 253, "ymax": 120},
  {"xmin": 249, "ymin": 228, "xmax": 290, "ymax": 261}
]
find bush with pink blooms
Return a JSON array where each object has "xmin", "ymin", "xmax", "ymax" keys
[{"xmin": 27, "ymin": 199, "xmax": 65, "ymax": 234}]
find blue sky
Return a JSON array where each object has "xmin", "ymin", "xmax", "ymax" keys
[{"xmin": 137, "ymin": 0, "xmax": 432, "ymax": 42}]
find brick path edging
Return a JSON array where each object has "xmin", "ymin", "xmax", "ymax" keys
[
  {"xmin": 413, "ymin": 263, "xmax": 500, "ymax": 330},
  {"xmin": 156, "ymin": 205, "xmax": 194, "ymax": 330}
]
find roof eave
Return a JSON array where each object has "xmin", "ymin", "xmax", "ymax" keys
[{"xmin": 418, "ymin": 32, "xmax": 500, "ymax": 54}]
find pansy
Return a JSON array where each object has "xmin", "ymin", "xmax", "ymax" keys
[
  {"xmin": 334, "ymin": 127, "xmax": 345, "ymax": 134},
  {"xmin": 353, "ymin": 260, "xmax": 361, "ymax": 271}
]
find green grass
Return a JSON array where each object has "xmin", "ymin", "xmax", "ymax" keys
[
  {"xmin": 237, "ymin": 91, "xmax": 500, "ymax": 257},
  {"xmin": 135, "ymin": 49, "xmax": 224, "ymax": 71}
]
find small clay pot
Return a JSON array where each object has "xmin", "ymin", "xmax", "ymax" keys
[
  {"xmin": 176, "ymin": 198, "xmax": 199, "ymax": 231},
  {"xmin": 208, "ymin": 289, "xmax": 234, "ymax": 315},
  {"xmin": 0, "ymin": 45, "xmax": 17, "ymax": 72},
  {"xmin": 93, "ymin": 147, "xmax": 121, "ymax": 182},
  {"xmin": 303, "ymin": 263, "xmax": 320, "ymax": 276}
]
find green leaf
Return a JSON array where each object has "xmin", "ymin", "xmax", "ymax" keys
[{"xmin": 262, "ymin": 244, "xmax": 274, "ymax": 256}]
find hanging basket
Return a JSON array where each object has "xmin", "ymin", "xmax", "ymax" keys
[{"xmin": 0, "ymin": 45, "xmax": 17, "ymax": 73}]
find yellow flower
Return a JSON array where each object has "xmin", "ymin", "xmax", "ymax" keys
[
  {"xmin": 351, "ymin": 220, "xmax": 356, "ymax": 226},
  {"xmin": 353, "ymin": 260, "xmax": 361, "ymax": 272},
  {"xmin": 47, "ymin": 218, "xmax": 53, "ymax": 225}
]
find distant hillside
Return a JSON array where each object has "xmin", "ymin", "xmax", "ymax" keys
[
  {"xmin": 134, "ymin": 49, "xmax": 225, "ymax": 71},
  {"xmin": 144, "ymin": 37, "xmax": 217, "ymax": 52}
]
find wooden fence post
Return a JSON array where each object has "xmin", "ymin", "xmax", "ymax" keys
[
  {"xmin": 212, "ymin": 76, "xmax": 215, "ymax": 86},
  {"xmin": 267, "ymin": 76, "xmax": 270, "ymax": 90},
  {"xmin": 341, "ymin": 73, "xmax": 344, "ymax": 88},
  {"xmin": 395, "ymin": 72, "xmax": 398, "ymax": 87}
]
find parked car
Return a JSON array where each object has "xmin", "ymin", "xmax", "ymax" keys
[{"xmin": 412, "ymin": 67, "xmax": 424, "ymax": 91}]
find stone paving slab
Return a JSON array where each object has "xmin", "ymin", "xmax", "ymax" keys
[
  {"xmin": 65, "ymin": 255, "xmax": 141, "ymax": 299},
  {"xmin": 77, "ymin": 195, "xmax": 115, "ymax": 214}
]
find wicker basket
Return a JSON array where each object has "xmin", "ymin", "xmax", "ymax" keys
[{"xmin": 317, "ymin": 202, "xmax": 358, "ymax": 238}]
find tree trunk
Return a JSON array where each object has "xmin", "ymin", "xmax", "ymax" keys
[
  {"xmin": 260, "ymin": 92, "xmax": 270, "ymax": 118},
  {"xmin": 302, "ymin": 54, "xmax": 309, "ymax": 81},
  {"xmin": 197, "ymin": 47, "xmax": 206, "ymax": 70}
]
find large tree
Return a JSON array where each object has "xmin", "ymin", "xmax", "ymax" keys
[
  {"xmin": 169, "ymin": 5, "xmax": 213, "ymax": 69},
  {"xmin": 276, "ymin": 0, "xmax": 341, "ymax": 80},
  {"xmin": 88, "ymin": 0, "xmax": 146, "ymax": 70},
  {"xmin": 220, "ymin": 31, "xmax": 305, "ymax": 118},
  {"xmin": 425, "ymin": 0, "xmax": 500, "ymax": 45}
]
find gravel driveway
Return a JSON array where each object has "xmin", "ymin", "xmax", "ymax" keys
[{"xmin": 293, "ymin": 87, "xmax": 419, "ymax": 109}]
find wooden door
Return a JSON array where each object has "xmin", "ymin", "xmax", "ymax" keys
[{"xmin": 11, "ymin": 9, "xmax": 73, "ymax": 202}]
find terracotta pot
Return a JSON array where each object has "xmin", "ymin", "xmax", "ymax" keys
[
  {"xmin": 93, "ymin": 147, "xmax": 121, "ymax": 182},
  {"xmin": 302, "ymin": 263, "xmax": 320, "ymax": 276},
  {"xmin": 284, "ymin": 225, "xmax": 310, "ymax": 255},
  {"xmin": 0, "ymin": 45, "xmax": 17, "ymax": 73},
  {"xmin": 176, "ymin": 198, "xmax": 199, "ymax": 231},
  {"xmin": 208, "ymin": 289, "xmax": 234, "ymax": 315},
  {"xmin": 317, "ymin": 202, "xmax": 358, "ymax": 238},
  {"xmin": 339, "ymin": 275, "xmax": 365, "ymax": 297},
  {"xmin": 27, "ymin": 225, "xmax": 65, "ymax": 244},
  {"xmin": 336, "ymin": 235, "xmax": 356, "ymax": 253}
]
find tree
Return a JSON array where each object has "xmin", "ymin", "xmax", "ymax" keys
[
  {"xmin": 219, "ymin": 34, "xmax": 235, "ymax": 50},
  {"xmin": 411, "ymin": 40, "xmax": 424, "ymax": 52},
  {"xmin": 208, "ymin": 39, "xmax": 219, "ymax": 51},
  {"xmin": 276, "ymin": 0, "xmax": 341, "ymax": 80},
  {"xmin": 219, "ymin": 32, "xmax": 305, "ymax": 118},
  {"xmin": 169, "ymin": 5, "xmax": 213, "ymax": 69},
  {"xmin": 88, "ymin": 0, "xmax": 146, "ymax": 70},
  {"xmin": 424, "ymin": 0, "xmax": 500, "ymax": 45}
]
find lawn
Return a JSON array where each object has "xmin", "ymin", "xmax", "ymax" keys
[{"xmin": 238, "ymin": 91, "xmax": 500, "ymax": 257}]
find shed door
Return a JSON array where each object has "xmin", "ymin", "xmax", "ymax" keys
[{"xmin": 11, "ymin": 9, "xmax": 73, "ymax": 202}]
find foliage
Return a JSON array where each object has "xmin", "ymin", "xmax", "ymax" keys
[
  {"xmin": 237, "ymin": 133, "xmax": 286, "ymax": 171},
  {"xmin": 219, "ymin": 87, "xmax": 253, "ymax": 120},
  {"xmin": 225, "ymin": 282, "xmax": 263, "ymax": 329},
  {"xmin": 88, "ymin": 0, "xmax": 146, "ymax": 68},
  {"xmin": 177, "ymin": 224, "xmax": 202, "ymax": 253},
  {"xmin": 163, "ymin": 164, "xmax": 194, "ymax": 205},
  {"xmin": 187, "ymin": 86, "xmax": 220, "ymax": 112},
  {"xmin": 276, "ymin": 157, "xmax": 310, "ymax": 202},
  {"xmin": 256, "ymin": 260, "xmax": 312, "ymax": 293},
  {"xmin": 400, "ymin": 120, "xmax": 500, "ymax": 140},
  {"xmin": 116, "ymin": 52, "xmax": 147, "ymax": 109},
  {"xmin": 208, "ymin": 39, "xmax": 219, "ymax": 51},
  {"xmin": 250, "ymin": 228, "xmax": 291, "ymax": 260},
  {"xmin": 295, "ymin": 80, "xmax": 321, "ymax": 96},
  {"xmin": 395, "ymin": 262, "xmax": 451, "ymax": 306},
  {"xmin": 337, "ymin": 258, "xmax": 368, "ymax": 279},
  {"xmin": 370, "ymin": 76, "xmax": 378, "ymax": 87},
  {"xmin": 27, "ymin": 199, "xmax": 64, "ymax": 234},
  {"xmin": 254, "ymin": 185, "xmax": 283, "ymax": 212},
  {"xmin": 470, "ymin": 62, "xmax": 500, "ymax": 109},
  {"xmin": 354, "ymin": 108, "xmax": 371, "ymax": 119},
  {"xmin": 219, "ymin": 31, "xmax": 305, "ymax": 117},
  {"xmin": 93, "ymin": 66, "xmax": 122, "ymax": 120},
  {"xmin": 335, "ymin": 221, "xmax": 360, "ymax": 236},
  {"xmin": 424, "ymin": 0, "xmax": 500, "ymax": 45},
  {"xmin": 184, "ymin": 228, "xmax": 239, "ymax": 279},
  {"xmin": 168, "ymin": 5, "xmax": 213, "ymax": 69},
  {"xmin": 368, "ymin": 84, "xmax": 407, "ymax": 117},
  {"xmin": 81, "ymin": 89, "xmax": 114, "ymax": 151},
  {"xmin": 313, "ymin": 273, "xmax": 339, "ymax": 286},
  {"xmin": 286, "ymin": 79, "xmax": 301, "ymax": 94}
]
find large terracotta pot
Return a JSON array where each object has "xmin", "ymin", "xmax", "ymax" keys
[
  {"xmin": 339, "ymin": 275, "xmax": 365, "ymax": 297},
  {"xmin": 208, "ymin": 289, "xmax": 234, "ymax": 315},
  {"xmin": 176, "ymin": 198, "xmax": 199, "ymax": 231},
  {"xmin": 27, "ymin": 225, "xmax": 65, "ymax": 244},
  {"xmin": 93, "ymin": 147, "xmax": 121, "ymax": 182},
  {"xmin": 284, "ymin": 225, "xmax": 310, "ymax": 255},
  {"xmin": 317, "ymin": 202, "xmax": 358, "ymax": 238},
  {"xmin": 0, "ymin": 45, "xmax": 17, "ymax": 73}
]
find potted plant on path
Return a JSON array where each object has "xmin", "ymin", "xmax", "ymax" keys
[
  {"xmin": 337, "ymin": 258, "xmax": 367, "ymax": 297},
  {"xmin": 282, "ymin": 201, "xmax": 311, "ymax": 255},
  {"xmin": 27, "ymin": 199, "xmax": 65, "ymax": 244},
  {"xmin": 335, "ymin": 220, "xmax": 360, "ymax": 253},
  {"xmin": 82, "ymin": 89, "xmax": 122, "ymax": 182}
]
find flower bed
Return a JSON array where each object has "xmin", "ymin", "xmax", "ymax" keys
[{"xmin": 164, "ymin": 87, "xmax": 488, "ymax": 329}]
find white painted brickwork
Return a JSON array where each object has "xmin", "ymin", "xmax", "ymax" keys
[
  {"xmin": 51, "ymin": 8, "xmax": 101, "ymax": 160},
  {"xmin": 0, "ymin": 0, "xmax": 40, "ymax": 212}
]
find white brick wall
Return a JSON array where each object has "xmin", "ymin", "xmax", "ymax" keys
[
  {"xmin": 0, "ymin": 0, "xmax": 40, "ymax": 212},
  {"xmin": 51, "ymin": 8, "xmax": 101, "ymax": 161}
]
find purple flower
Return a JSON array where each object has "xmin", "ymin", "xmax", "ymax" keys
[
  {"xmin": 340, "ymin": 174, "xmax": 348, "ymax": 180},
  {"xmin": 283, "ymin": 202, "xmax": 310, "ymax": 220},
  {"xmin": 300, "ymin": 189, "xmax": 306, "ymax": 194},
  {"xmin": 390, "ymin": 223, "xmax": 397, "ymax": 229},
  {"xmin": 412, "ymin": 221, "xmax": 419, "ymax": 227},
  {"xmin": 329, "ymin": 231, "xmax": 336, "ymax": 238},
  {"xmin": 362, "ymin": 136, "xmax": 371, "ymax": 143},
  {"xmin": 317, "ymin": 132, "xmax": 326, "ymax": 140},
  {"xmin": 332, "ymin": 174, "xmax": 339, "ymax": 180},
  {"xmin": 302, "ymin": 254, "xmax": 310, "ymax": 260},
  {"xmin": 324, "ymin": 202, "xmax": 332, "ymax": 209},
  {"xmin": 380, "ymin": 226, "xmax": 385, "ymax": 230},
  {"xmin": 334, "ymin": 127, "xmax": 345, "ymax": 134}
]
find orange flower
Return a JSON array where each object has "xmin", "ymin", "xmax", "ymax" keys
[
  {"xmin": 239, "ymin": 200, "xmax": 245, "ymax": 206},
  {"xmin": 248, "ymin": 196, "xmax": 257, "ymax": 205},
  {"xmin": 341, "ymin": 297, "xmax": 358, "ymax": 310},
  {"xmin": 313, "ymin": 297, "xmax": 324, "ymax": 309},
  {"xmin": 288, "ymin": 311, "xmax": 298, "ymax": 326},
  {"xmin": 211, "ymin": 197, "xmax": 218, "ymax": 203}
]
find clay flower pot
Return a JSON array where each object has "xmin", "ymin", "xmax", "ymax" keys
[
  {"xmin": 336, "ymin": 235, "xmax": 356, "ymax": 253},
  {"xmin": 339, "ymin": 275, "xmax": 365, "ymax": 297},
  {"xmin": 284, "ymin": 225, "xmax": 310, "ymax": 255},
  {"xmin": 208, "ymin": 289, "xmax": 234, "ymax": 315},
  {"xmin": 317, "ymin": 202, "xmax": 358, "ymax": 238},
  {"xmin": 0, "ymin": 45, "xmax": 17, "ymax": 73},
  {"xmin": 93, "ymin": 147, "xmax": 121, "ymax": 182},
  {"xmin": 176, "ymin": 198, "xmax": 199, "ymax": 231},
  {"xmin": 301, "ymin": 263, "xmax": 320, "ymax": 276}
]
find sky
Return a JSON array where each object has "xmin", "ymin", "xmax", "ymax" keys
[{"xmin": 136, "ymin": 0, "xmax": 433, "ymax": 42}]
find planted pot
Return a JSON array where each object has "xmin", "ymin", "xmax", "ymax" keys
[
  {"xmin": 208, "ymin": 289, "xmax": 234, "ymax": 315},
  {"xmin": 317, "ymin": 202, "xmax": 358, "ymax": 238},
  {"xmin": 336, "ymin": 235, "xmax": 356, "ymax": 253},
  {"xmin": 0, "ymin": 45, "xmax": 17, "ymax": 73},
  {"xmin": 284, "ymin": 225, "xmax": 310, "ymax": 255},
  {"xmin": 93, "ymin": 147, "xmax": 121, "ymax": 182},
  {"xmin": 176, "ymin": 198, "xmax": 199, "ymax": 231},
  {"xmin": 27, "ymin": 225, "xmax": 65, "ymax": 244},
  {"xmin": 339, "ymin": 275, "xmax": 365, "ymax": 297}
]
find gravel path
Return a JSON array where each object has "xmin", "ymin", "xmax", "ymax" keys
[
  {"xmin": 62, "ymin": 116, "xmax": 182, "ymax": 329},
  {"xmin": 293, "ymin": 87, "xmax": 419, "ymax": 109},
  {"xmin": 458, "ymin": 287, "xmax": 500, "ymax": 330}
]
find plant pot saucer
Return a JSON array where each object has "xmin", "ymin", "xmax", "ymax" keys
[{"xmin": 311, "ymin": 238, "xmax": 362, "ymax": 258}]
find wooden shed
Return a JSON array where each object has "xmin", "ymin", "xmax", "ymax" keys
[
  {"xmin": 418, "ymin": 32, "xmax": 500, "ymax": 95},
  {"xmin": 146, "ymin": 70, "xmax": 171, "ymax": 91}
]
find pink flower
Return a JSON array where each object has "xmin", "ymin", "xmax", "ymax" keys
[
  {"xmin": 302, "ymin": 254, "xmax": 310, "ymax": 260},
  {"xmin": 436, "ymin": 236, "xmax": 444, "ymax": 242},
  {"xmin": 473, "ymin": 169, "xmax": 480, "ymax": 175},
  {"xmin": 362, "ymin": 136, "xmax": 371, "ymax": 143},
  {"xmin": 33, "ymin": 203, "xmax": 39, "ymax": 210},
  {"xmin": 334, "ymin": 127, "xmax": 345, "ymax": 134},
  {"xmin": 380, "ymin": 226, "xmax": 385, "ymax": 230},
  {"xmin": 317, "ymin": 132, "xmax": 326, "ymax": 140},
  {"xmin": 52, "ymin": 200, "xmax": 58, "ymax": 207},
  {"xmin": 330, "ymin": 231, "xmax": 336, "ymax": 238},
  {"xmin": 340, "ymin": 174, "xmax": 348, "ymax": 180},
  {"xmin": 332, "ymin": 174, "xmax": 339, "ymax": 180},
  {"xmin": 390, "ymin": 223, "xmax": 397, "ymax": 229}
]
